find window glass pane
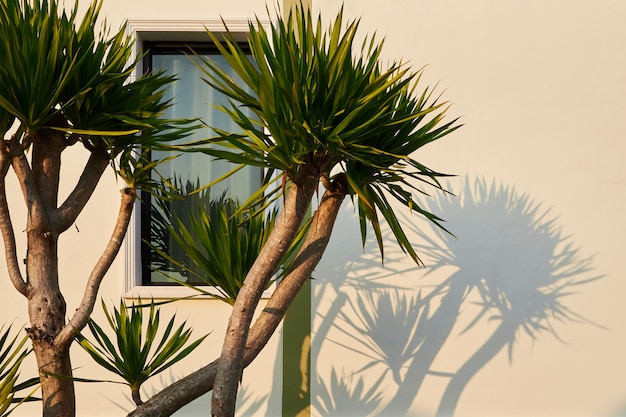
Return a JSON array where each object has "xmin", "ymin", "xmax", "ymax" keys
[
  {"xmin": 151, "ymin": 52, "xmax": 258, "ymax": 198},
  {"xmin": 143, "ymin": 45, "xmax": 260, "ymax": 285}
]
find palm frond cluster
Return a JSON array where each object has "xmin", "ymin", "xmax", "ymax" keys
[
  {"xmin": 76, "ymin": 299, "xmax": 207, "ymax": 405},
  {"xmin": 147, "ymin": 181, "xmax": 285, "ymax": 304},
  {"xmin": 0, "ymin": 325, "xmax": 39, "ymax": 417},
  {"xmin": 193, "ymin": 4, "xmax": 460, "ymax": 264},
  {"xmin": 0, "ymin": 0, "xmax": 194, "ymax": 189}
]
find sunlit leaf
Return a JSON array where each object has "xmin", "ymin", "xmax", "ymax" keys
[
  {"xmin": 186, "ymin": 3, "xmax": 460, "ymax": 264},
  {"xmin": 0, "ymin": 325, "xmax": 39, "ymax": 417},
  {"xmin": 77, "ymin": 299, "xmax": 207, "ymax": 405}
]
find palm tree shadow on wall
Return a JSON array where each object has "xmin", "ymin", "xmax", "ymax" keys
[
  {"xmin": 310, "ymin": 205, "xmax": 423, "ymax": 416},
  {"xmin": 314, "ymin": 368, "xmax": 386, "ymax": 417},
  {"xmin": 312, "ymin": 176, "xmax": 602, "ymax": 417}
]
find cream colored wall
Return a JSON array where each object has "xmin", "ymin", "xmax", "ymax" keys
[
  {"xmin": 311, "ymin": 1, "xmax": 626, "ymax": 417},
  {"xmin": 73, "ymin": 0, "xmax": 269, "ymax": 24}
]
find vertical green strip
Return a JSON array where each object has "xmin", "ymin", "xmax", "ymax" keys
[
  {"xmin": 281, "ymin": 3, "xmax": 313, "ymax": 415},
  {"xmin": 282, "ymin": 278, "xmax": 311, "ymax": 417}
]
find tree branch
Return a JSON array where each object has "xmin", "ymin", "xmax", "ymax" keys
[
  {"xmin": 7, "ymin": 135, "xmax": 50, "ymax": 233},
  {"xmin": 54, "ymin": 149, "xmax": 111, "ymax": 234},
  {"xmin": 246, "ymin": 175, "xmax": 347, "ymax": 356},
  {"xmin": 0, "ymin": 141, "xmax": 27, "ymax": 296},
  {"xmin": 211, "ymin": 163, "xmax": 321, "ymax": 416},
  {"xmin": 128, "ymin": 176, "xmax": 347, "ymax": 417},
  {"xmin": 31, "ymin": 127, "xmax": 66, "ymax": 213},
  {"xmin": 55, "ymin": 187, "xmax": 137, "ymax": 348}
]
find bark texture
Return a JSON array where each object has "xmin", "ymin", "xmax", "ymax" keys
[
  {"xmin": 211, "ymin": 161, "xmax": 322, "ymax": 417},
  {"xmin": 30, "ymin": 338, "xmax": 76, "ymax": 417},
  {"xmin": 1, "ymin": 128, "xmax": 135, "ymax": 417},
  {"xmin": 130, "ymin": 174, "xmax": 347, "ymax": 417},
  {"xmin": 21, "ymin": 128, "xmax": 76, "ymax": 417},
  {"xmin": 0, "ymin": 139, "xmax": 27, "ymax": 295}
]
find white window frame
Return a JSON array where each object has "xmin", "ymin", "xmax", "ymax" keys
[{"xmin": 122, "ymin": 19, "xmax": 274, "ymax": 300}]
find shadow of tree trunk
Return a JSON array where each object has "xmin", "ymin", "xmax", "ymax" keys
[
  {"xmin": 381, "ymin": 272, "xmax": 468, "ymax": 416},
  {"xmin": 436, "ymin": 320, "xmax": 516, "ymax": 417}
]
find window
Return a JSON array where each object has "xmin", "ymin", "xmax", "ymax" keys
[
  {"xmin": 123, "ymin": 21, "xmax": 266, "ymax": 297},
  {"xmin": 140, "ymin": 41, "xmax": 261, "ymax": 286}
]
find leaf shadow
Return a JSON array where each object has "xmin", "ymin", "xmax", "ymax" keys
[{"xmin": 312, "ymin": 176, "xmax": 603, "ymax": 417}]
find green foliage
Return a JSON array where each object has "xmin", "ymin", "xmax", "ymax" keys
[
  {"xmin": 0, "ymin": 0, "xmax": 195, "ymax": 185},
  {"xmin": 0, "ymin": 0, "xmax": 76, "ymax": 130},
  {"xmin": 147, "ymin": 182, "xmax": 299, "ymax": 304},
  {"xmin": 76, "ymin": 299, "xmax": 207, "ymax": 405},
  {"xmin": 193, "ymin": 5, "xmax": 460, "ymax": 264},
  {"xmin": 147, "ymin": 179, "xmax": 214, "ymax": 277},
  {"xmin": 0, "ymin": 108, "xmax": 13, "ymax": 140},
  {"xmin": 0, "ymin": 325, "xmax": 39, "ymax": 417}
]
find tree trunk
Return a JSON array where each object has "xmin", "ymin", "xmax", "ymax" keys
[
  {"xmin": 211, "ymin": 163, "xmax": 322, "ymax": 417},
  {"xmin": 0, "ymin": 143, "xmax": 28, "ymax": 296},
  {"xmin": 130, "ymin": 174, "xmax": 347, "ymax": 417},
  {"xmin": 26, "ymin": 226, "xmax": 76, "ymax": 417},
  {"xmin": 4, "ymin": 124, "xmax": 132, "ymax": 416},
  {"xmin": 17, "ymin": 128, "xmax": 77, "ymax": 416},
  {"xmin": 30, "ymin": 338, "xmax": 75, "ymax": 417}
]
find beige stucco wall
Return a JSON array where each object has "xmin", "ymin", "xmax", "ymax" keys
[{"xmin": 312, "ymin": 1, "xmax": 626, "ymax": 417}]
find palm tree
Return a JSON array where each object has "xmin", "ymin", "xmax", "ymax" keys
[
  {"xmin": 77, "ymin": 299, "xmax": 207, "ymax": 406},
  {"xmin": 131, "ymin": 4, "xmax": 460, "ymax": 416},
  {"xmin": 0, "ymin": 1, "xmax": 192, "ymax": 415}
]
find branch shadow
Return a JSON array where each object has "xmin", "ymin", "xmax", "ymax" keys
[{"xmin": 311, "ymin": 176, "xmax": 602, "ymax": 417}]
